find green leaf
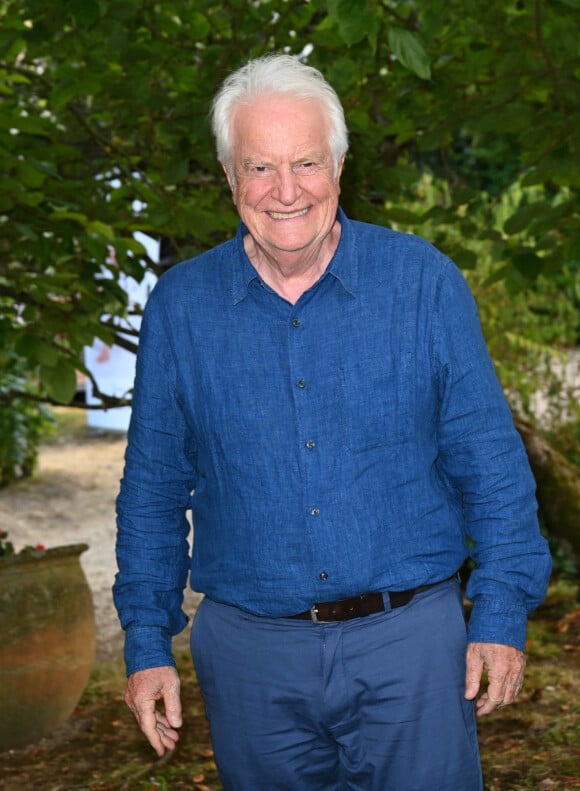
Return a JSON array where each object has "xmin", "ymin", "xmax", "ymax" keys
[
  {"xmin": 383, "ymin": 206, "xmax": 421, "ymax": 225},
  {"xmin": 15, "ymin": 336, "xmax": 60, "ymax": 367},
  {"xmin": 16, "ymin": 161, "xmax": 46, "ymax": 188},
  {"xmin": 164, "ymin": 156, "xmax": 190, "ymax": 184},
  {"xmin": 28, "ymin": 158, "xmax": 62, "ymax": 180},
  {"xmin": 511, "ymin": 251, "xmax": 545, "ymax": 280},
  {"xmin": 387, "ymin": 28, "xmax": 431, "ymax": 80},
  {"xmin": 189, "ymin": 12, "xmax": 211, "ymax": 39},
  {"xmin": 450, "ymin": 248, "xmax": 478, "ymax": 270},
  {"xmin": 50, "ymin": 80, "xmax": 79, "ymax": 109},
  {"xmin": 50, "ymin": 209, "xmax": 88, "ymax": 225},
  {"xmin": 0, "ymin": 114, "xmax": 51, "ymax": 135},
  {"xmin": 2, "ymin": 37, "xmax": 27, "ymax": 62},
  {"xmin": 40, "ymin": 362, "xmax": 77, "ymax": 404},
  {"xmin": 503, "ymin": 202, "xmax": 551, "ymax": 236},
  {"xmin": 123, "ymin": 237, "xmax": 147, "ymax": 257},
  {"xmin": 67, "ymin": 0, "xmax": 103, "ymax": 27},
  {"xmin": 86, "ymin": 220, "xmax": 115, "ymax": 240},
  {"xmin": 483, "ymin": 265, "xmax": 510, "ymax": 288},
  {"xmin": 420, "ymin": 206, "xmax": 455, "ymax": 224},
  {"xmin": 327, "ymin": 0, "xmax": 380, "ymax": 46}
]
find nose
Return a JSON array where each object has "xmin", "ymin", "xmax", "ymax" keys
[{"xmin": 273, "ymin": 167, "xmax": 301, "ymax": 205}]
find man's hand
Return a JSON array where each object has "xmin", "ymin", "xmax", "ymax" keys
[
  {"xmin": 465, "ymin": 642, "xmax": 526, "ymax": 717},
  {"xmin": 125, "ymin": 666, "xmax": 182, "ymax": 756}
]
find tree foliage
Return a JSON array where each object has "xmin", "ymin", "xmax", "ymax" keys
[{"xmin": 0, "ymin": 0, "xmax": 578, "ymax": 407}]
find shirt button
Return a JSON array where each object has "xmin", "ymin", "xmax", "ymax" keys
[
  {"xmin": 310, "ymin": 507, "xmax": 320, "ymax": 516},
  {"xmin": 319, "ymin": 571, "xmax": 328, "ymax": 581},
  {"xmin": 297, "ymin": 379, "xmax": 306, "ymax": 389},
  {"xmin": 305, "ymin": 440, "xmax": 316, "ymax": 449},
  {"xmin": 292, "ymin": 318, "xmax": 301, "ymax": 327}
]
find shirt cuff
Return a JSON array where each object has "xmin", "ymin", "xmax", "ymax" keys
[
  {"xmin": 467, "ymin": 603, "xmax": 529, "ymax": 651},
  {"xmin": 123, "ymin": 626, "xmax": 176, "ymax": 676}
]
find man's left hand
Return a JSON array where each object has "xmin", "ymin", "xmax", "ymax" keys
[{"xmin": 464, "ymin": 642, "xmax": 526, "ymax": 716}]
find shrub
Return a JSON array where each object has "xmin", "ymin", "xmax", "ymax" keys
[{"xmin": 0, "ymin": 355, "xmax": 55, "ymax": 487}]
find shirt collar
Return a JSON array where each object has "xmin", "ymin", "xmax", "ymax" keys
[
  {"xmin": 326, "ymin": 207, "xmax": 358, "ymax": 298},
  {"xmin": 232, "ymin": 222, "xmax": 260, "ymax": 305},
  {"xmin": 231, "ymin": 206, "xmax": 358, "ymax": 304}
]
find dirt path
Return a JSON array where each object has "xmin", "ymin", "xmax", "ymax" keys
[{"xmin": 0, "ymin": 429, "xmax": 200, "ymax": 662}]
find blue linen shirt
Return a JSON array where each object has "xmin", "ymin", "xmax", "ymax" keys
[{"xmin": 114, "ymin": 208, "xmax": 551, "ymax": 675}]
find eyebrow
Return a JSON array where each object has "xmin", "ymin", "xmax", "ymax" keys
[
  {"xmin": 241, "ymin": 152, "xmax": 329, "ymax": 169},
  {"xmin": 242, "ymin": 157, "xmax": 269, "ymax": 170}
]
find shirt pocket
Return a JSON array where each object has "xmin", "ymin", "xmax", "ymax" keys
[{"xmin": 340, "ymin": 352, "xmax": 415, "ymax": 452}]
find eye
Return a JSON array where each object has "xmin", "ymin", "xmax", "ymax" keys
[
  {"xmin": 294, "ymin": 161, "xmax": 320, "ymax": 174},
  {"xmin": 250, "ymin": 164, "xmax": 273, "ymax": 179},
  {"xmin": 243, "ymin": 161, "xmax": 272, "ymax": 177}
]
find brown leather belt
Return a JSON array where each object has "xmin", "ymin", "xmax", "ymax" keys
[{"xmin": 289, "ymin": 578, "xmax": 452, "ymax": 623}]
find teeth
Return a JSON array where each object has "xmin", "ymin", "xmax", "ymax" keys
[{"xmin": 268, "ymin": 208, "xmax": 308, "ymax": 219}]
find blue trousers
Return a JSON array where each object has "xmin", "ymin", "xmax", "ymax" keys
[{"xmin": 190, "ymin": 578, "xmax": 483, "ymax": 790}]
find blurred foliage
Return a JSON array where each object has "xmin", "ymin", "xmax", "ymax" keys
[
  {"xmin": 0, "ymin": 0, "xmax": 576, "ymax": 655},
  {"xmin": 0, "ymin": 352, "xmax": 54, "ymax": 485},
  {"xmin": 0, "ymin": 0, "xmax": 577, "ymax": 423}
]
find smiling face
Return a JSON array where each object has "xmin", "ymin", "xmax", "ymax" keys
[{"xmin": 226, "ymin": 94, "xmax": 343, "ymax": 268}]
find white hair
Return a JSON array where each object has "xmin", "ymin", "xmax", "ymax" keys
[{"xmin": 210, "ymin": 53, "xmax": 349, "ymax": 178}]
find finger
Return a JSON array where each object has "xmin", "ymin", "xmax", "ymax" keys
[
  {"xmin": 475, "ymin": 691, "xmax": 505, "ymax": 717},
  {"xmin": 476, "ymin": 671, "xmax": 522, "ymax": 715},
  {"xmin": 486, "ymin": 656, "xmax": 525, "ymax": 708},
  {"xmin": 155, "ymin": 712, "xmax": 181, "ymax": 744},
  {"xmin": 129, "ymin": 699, "xmax": 172, "ymax": 756},
  {"xmin": 162, "ymin": 685, "xmax": 183, "ymax": 729},
  {"xmin": 154, "ymin": 720, "xmax": 180, "ymax": 753},
  {"xmin": 464, "ymin": 646, "xmax": 484, "ymax": 700},
  {"xmin": 502, "ymin": 673, "xmax": 524, "ymax": 705},
  {"xmin": 476, "ymin": 673, "xmax": 525, "ymax": 716},
  {"xmin": 135, "ymin": 707, "xmax": 167, "ymax": 756},
  {"xmin": 486, "ymin": 668, "xmax": 508, "ymax": 706}
]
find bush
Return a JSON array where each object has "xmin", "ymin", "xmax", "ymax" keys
[{"xmin": 0, "ymin": 355, "xmax": 55, "ymax": 487}]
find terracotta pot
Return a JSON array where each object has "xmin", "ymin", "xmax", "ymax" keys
[{"xmin": 0, "ymin": 543, "xmax": 96, "ymax": 751}]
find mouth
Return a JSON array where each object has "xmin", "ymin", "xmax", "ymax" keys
[{"xmin": 267, "ymin": 208, "xmax": 309, "ymax": 220}]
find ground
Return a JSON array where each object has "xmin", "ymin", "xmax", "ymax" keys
[{"xmin": 0, "ymin": 410, "xmax": 578, "ymax": 790}]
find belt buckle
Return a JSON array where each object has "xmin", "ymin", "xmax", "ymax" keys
[{"xmin": 309, "ymin": 604, "xmax": 320, "ymax": 623}]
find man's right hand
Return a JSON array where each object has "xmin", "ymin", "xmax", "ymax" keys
[{"xmin": 124, "ymin": 665, "xmax": 182, "ymax": 756}]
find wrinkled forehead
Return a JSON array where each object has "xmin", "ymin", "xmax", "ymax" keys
[{"xmin": 229, "ymin": 94, "xmax": 331, "ymax": 156}]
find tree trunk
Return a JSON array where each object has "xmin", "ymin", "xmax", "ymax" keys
[{"xmin": 515, "ymin": 416, "xmax": 580, "ymax": 567}]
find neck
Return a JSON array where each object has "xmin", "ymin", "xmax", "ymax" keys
[{"xmin": 244, "ymin": 220, "xmax": 341, "ymax": 304}]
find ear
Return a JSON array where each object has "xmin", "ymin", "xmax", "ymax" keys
[
  {"xmin": 335, "ymin": 155, "xmax": 345, "ymax": 195},
  {"xmin": 223, "ymin": 164, "xmax": 237, "ymax": 200}
]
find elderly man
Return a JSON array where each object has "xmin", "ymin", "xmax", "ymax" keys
[{"xmin": 114, "ymin": 53, "xmax": 551, "ymax": 790}]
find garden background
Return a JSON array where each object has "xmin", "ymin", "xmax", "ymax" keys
[{"xmin": 0, "ymin": 1, "xmax": 578, "ymax": 788}]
